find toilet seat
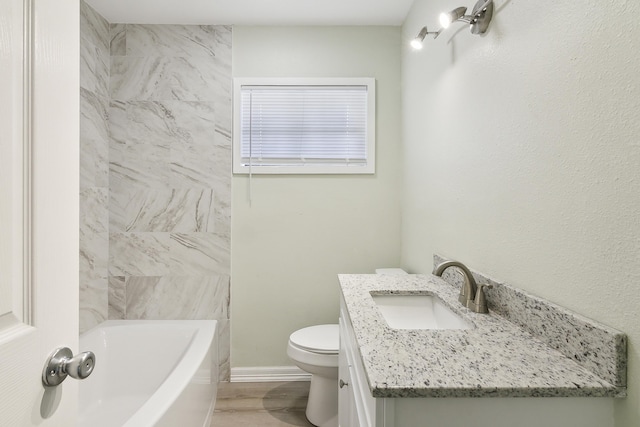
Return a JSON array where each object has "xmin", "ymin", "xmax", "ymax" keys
[
  {"xmin": 287, "ymin": 325, "xmax": 339, "ymax": 426},
  {"xmin": 289, "ymin": 324, "xmax": 339, "ymax": 354}
]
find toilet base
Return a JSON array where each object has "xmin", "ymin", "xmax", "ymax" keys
[
  {"xmin": 306, "ymin": 374, "xmax": 338, "ymax": 427},
  {"xmin": 317, "ymin": 414, "xmax": 338, "ymax": 427}
]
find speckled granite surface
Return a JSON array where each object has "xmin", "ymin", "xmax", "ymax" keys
[
  {"xmin": 432, "ymin": 254, "xmax": 627, "ymax": 389},
  {"xmin": 338, "ymin": 272, "xmax": 626, "ymax": 398}
]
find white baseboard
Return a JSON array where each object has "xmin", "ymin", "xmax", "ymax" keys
[{"xmin": 230, "ymin": 366, "xmax": 311, "ymax": 383}]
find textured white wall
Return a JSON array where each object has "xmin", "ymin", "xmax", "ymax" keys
[
  {"xmin": 232, "ymin": 26, "xmax": 402, "ymax": 367},
  {"xmin": 401, "ymin": 0, "xmax": 640, "ymax": 425}
]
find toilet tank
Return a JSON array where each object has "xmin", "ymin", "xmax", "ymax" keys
[{"xmin": 375, "ymin": 268, "xmax": 408, "ymax": 275}]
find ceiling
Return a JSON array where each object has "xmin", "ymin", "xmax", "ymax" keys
[{"xmin": 84, "ymin": 0, "xmax": 415, "ymax": 26}]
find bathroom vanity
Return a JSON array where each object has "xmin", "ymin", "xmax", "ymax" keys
[{"xmin": 337, "ymin": 270, "xmax": 626, "ymax": 427}]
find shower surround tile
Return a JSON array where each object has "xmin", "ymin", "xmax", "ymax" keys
[
  {"xmin": 80, "ymin": 46, "xmax": 109, "ymax": 99},
  {"xmin": 109, "ymin": 24, "xmax": 126, "ymax": 56},
  {"xmin": 124, "ymin": 25, "xmax": 218, "ymax": 57},
  {"xmin": 124, "ymin": 275, "xmax": 230, "ymax": 320},
  {"xmin": 80, "ymin": 0, "xmax": 109, "ymax": 57},
  {"xmin": 109, "ymin": 162, "xmax": 172, "ymax": 191},
  {"xmin": 79, "ymin": 1, "xmax": 110, "ymax": 334},
  {"xmin": 216, "ymin": 318, "xmax": 231, "ymax": 381},
  {"xmin": 80, "ymin": 88, "xmax": 109, "ymax": 143},
  {"xmin": 213, "ymin": 25, "xmax": 232, "ymax": 52},
  {"xmin": 80, "ymin": 187, "xmax": 109, "ymax": 234},
  {"xmin": 171, "ymin": 142, "xmax": 231, "ymax": 188},
  {"xmin": 80, "ymin": 42, "xmax": 97, "ymax": 93},
  {"xmin": 79, "ymin": 278, "xmax": 108, "ymax": 333},
  {"xmin": 213, "ymin": 98, "xmax": 232, "ymax": 146},
  {"xmin": 80, "ymin": 134, "xmax": 109, "ymax": 189},
  {"xmin": 80, "ymin": 48, "xmax": 109, "ymax": 99},
  {"xmin": 109, "ymin": 99, "xmax": 172, "ymax": 188},
  {"xmin": 94, "ymin": 50, "xmax": 110, "ymax": 99},
  {"xmin": 80, "ymin": 228, "xmax": 108, "ymax": 282},
  {"xmin": 104, "ymin": 23, "xmax": 232, "ymax": 379},
  {"xmin": 108, "ymin": 138, "xmax": 172, "ymax": 170},
  {"xmin": 80, "ymin": 0, "xmax": 110, "ymax": 99},
  {"xmin": 109, "ymin": 100, "xmax": 217, "ymax": 146},
  {"xmin": 110, "ymin": 188, "xmax": 215, "ymax": 232},
  {"xmin": 109, "ymin": 233, "xmax": 172, "ymax": 276},
  {"xmin": 169, "ymin": 233, "xmax": 230, "ymax": 276},
  {"xmin": 108, "ymin": 276, "xmax": 126, "ymax": 319},
  {"xmin": 110, "ymin": 56, "xmax": 221, "ymax": 102},
  {"xmin": 80, "ymin": 88, "xmax": 109, "ymax": 190}
]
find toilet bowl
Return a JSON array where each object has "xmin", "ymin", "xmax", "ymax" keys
[
  {"xmin": 288, "ymin": 269, "xmax": 406, "ymax": 426},
  {"xmin": 287, "ymin": 324, "xmax": 339, "ymax": 427}
]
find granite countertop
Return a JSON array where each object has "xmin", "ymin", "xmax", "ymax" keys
[{"xmin": 338, "ymin": 273, "xmax": 624, "ymax": 399}]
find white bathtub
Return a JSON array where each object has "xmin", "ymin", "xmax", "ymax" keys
[{"xmin": 79, "ymin": 320, "xmax": 218, "ymax": 427}]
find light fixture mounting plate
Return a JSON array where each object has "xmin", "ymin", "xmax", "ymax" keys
[{"xmin": 470, "ymin": 0, "xmax": 493, "ymax": 35}]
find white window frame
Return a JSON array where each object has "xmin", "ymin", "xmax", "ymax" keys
[{"xmin": 232, "ymin": 77, "xmax": 376, "ymax": 175}]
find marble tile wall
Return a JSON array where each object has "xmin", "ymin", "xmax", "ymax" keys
[
  {"xmin": 80, "ymin": 1, "xmax": 110, "ymax": 332},
  {"xmin": 79, "ymin": 1, "xmax": 232, "ymax": 379},
  {"xmin": 107, "ymin": 24, "xmax": 232, "ymax": 380}
]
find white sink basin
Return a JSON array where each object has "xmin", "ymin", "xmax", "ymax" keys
[{"xmin": 371, "ymin": 293, "xmax": 473, "ymax": 330}]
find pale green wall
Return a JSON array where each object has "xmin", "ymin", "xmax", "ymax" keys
[
  {"xmin": 401, "ymin": 1, "xmax": 640, "ymax": 425},
  {"xmin": 231, "ymin": 26, "xmax": 402, "ymax": 367}
]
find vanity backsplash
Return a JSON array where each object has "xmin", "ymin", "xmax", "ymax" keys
[{"xmin": 432, "ymin": 254, "xmax": 627, "ymax": 390}]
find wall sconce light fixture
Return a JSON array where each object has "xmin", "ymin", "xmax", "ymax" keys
[
  {"xmin": 410, "ymin": 26, "xmax": 442, "ymax": 49},
  {"xmin": 440, "ymin": 0, "xmax": 494, "ymax": 35},
  {"xmin": 410, "ymin": 0, "xmax": 494, "ymax": 49}
]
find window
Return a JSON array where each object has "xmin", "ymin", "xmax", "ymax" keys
[{"xmin": 233, "ymin": 78, "xmax": 375, "ymax": 174}]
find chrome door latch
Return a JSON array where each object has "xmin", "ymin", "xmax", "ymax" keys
[{"xmin": 42, "ymin": 347, "xmax": 95, "ymax": 387}]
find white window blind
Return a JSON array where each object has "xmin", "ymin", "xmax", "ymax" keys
[{"xmin": 233, "ymin": 78, "xmax": 375, "ymax": 174}]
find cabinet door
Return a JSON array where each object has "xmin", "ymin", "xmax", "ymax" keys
[
  {"xmin": 338, "ymin": 317, "xmax": 351, "ymax": 426},
  {"xmin": 347, "ymin": 365, "xmax": 362, "ymax": 427},
  {"xmin": 341, "ymin": 299, "xmax": 381, "ymax": 427}
]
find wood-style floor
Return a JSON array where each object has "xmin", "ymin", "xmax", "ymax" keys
[{"xmin": 212, "ymin": 381, "xmax": 315, "ymax": 427}]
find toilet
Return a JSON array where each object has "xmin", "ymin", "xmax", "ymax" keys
[
  {"xmin": 374, "ymin": 268, "xmax": 409, "ymax": 276},
  {"xmin": 287, "ymin": 268, "xmax": 407, "ymax": 427},
  {"xmin": 287, "ymin": 324, "xmax": 339, "ymax": 426}
]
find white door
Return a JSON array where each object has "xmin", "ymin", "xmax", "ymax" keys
[{"xmin": 0, "ymin": 0, "xmax": 80, "ymax": 425}]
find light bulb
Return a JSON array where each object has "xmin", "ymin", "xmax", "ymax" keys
[
  {"xmin": 410, "ymin": 27, "xmax": 429, "ymax": 50},
  {"xmin": 439, "ymin": 12, "xmax": 452, "ymax": 29},
  {"xmin": 440, "ymin": 7, "xmax": 467, "ymax": 29}
]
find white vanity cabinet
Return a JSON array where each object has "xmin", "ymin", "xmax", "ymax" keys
[
  {"xmin": 338, "ymin": 298, "xmax": 390, "ymax": 427},
  {"xmin": 338, "ymin": 293, "xmax": 615, "ymax": 427}
]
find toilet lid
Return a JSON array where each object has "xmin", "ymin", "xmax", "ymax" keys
[{"xmin": 289, "ymin": 324, "xmax": 339, "ymax": 354}]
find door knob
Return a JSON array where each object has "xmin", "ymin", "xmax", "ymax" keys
[{"xmin": 42, "ymin": 347, "xmax": 95, "ymax": 387}]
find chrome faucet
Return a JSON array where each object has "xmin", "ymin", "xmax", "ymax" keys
[{"xmin": 434, "ymin": 260, "xmax": 492, "ymax": 313}]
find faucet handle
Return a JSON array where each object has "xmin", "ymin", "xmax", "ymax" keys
[{"xmin": 470, "ymin": 283, "xmax": 493, "ymax": 314}]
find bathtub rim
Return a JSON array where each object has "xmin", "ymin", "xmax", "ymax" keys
[{"xmin": 79, "ymin": 319, "xmax": 217, "ymax": 427}]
